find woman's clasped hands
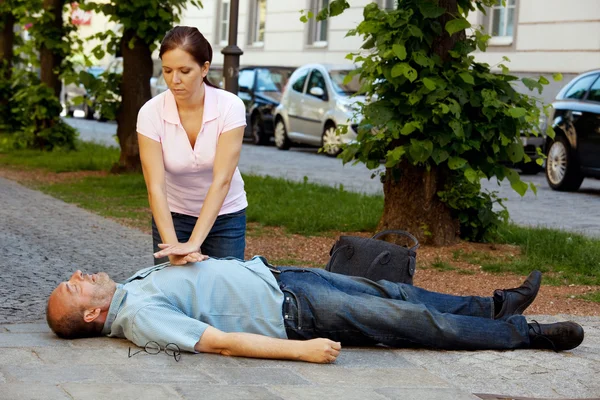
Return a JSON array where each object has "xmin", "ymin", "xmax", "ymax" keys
[{"xmin": 154, "ymin": 242, "xmax": 209, "ymax": 265}]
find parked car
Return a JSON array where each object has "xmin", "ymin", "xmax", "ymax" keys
[
  {"xmin": 516, "ymin": 123, "xmax": 546, "ymax": 175},
  {"xmin": 62, "ymin": 65, "xmax": 105, "ymax": 119},
  {"xmin": 237, "ymin": 66, "xmax": 296, "ymax": 145},
  {"xmin": 273, "ymin": 63, "xmax": 363, "ymax": 156},
  {"xmin": 544, "ymin": 69, "xmax": 600, "ymax": 191},
  {"xmin": 152, "ymin": 64, "xmax": 224, "ymax": 97}
]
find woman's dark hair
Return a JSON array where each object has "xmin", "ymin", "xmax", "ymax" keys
[{"xmin": 159, "ymin": 26, "xmax": 219, "ymax": 89}]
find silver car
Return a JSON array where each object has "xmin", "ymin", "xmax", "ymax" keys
[{"xmin": 273, "ymin": 63, "xmax": 364, "ymax": 156}]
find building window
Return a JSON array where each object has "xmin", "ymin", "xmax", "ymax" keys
[
  {"xmin": 308, "ymin": 0, "xmax": 329, "ymax": 47},
  {"xmin": 248, "ymin": 0, "xmax": 267, "ymax": 46},
  {"xmin": 218, "ymin": 0, "xmax": 231, "ymax": 46},
  {"xmin": 485, "ymin": 0, "xmax": 516, "ymax": 46},
  {"xmin": 378, "ymin": 0, "xmax": 396, "ymax": 10}
]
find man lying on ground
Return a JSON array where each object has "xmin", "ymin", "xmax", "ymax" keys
[{"xmin": 46, "ymin": 257, "xmax": 584, "ymax": 363}]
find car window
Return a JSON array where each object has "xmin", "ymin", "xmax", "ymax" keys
[
  {"xmin": 585, "ymin": 76, "xmax": 600, "ymax": 103},
  {"xmin": 291, "ymin": 69, "xmax": 310, "ymax": 93},
  {"xmin": 255, "ymin": 68, "xmax": 290, "ymax": 92},
  {"xmin": 238, "ymin": 69, "xmax": 255, "ymax": 90},
  {"xmin": 306, "ymin": 69, "xmax": 327, "ymax": 98},
  {"xmin": 329, "ymin": 69, "xmax": 361, "ymax": 96},
  {"xmin": 563, "ymin": 74, "xmax": 597, "ymax": 100}
]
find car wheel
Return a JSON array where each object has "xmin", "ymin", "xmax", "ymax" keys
[
  {"xmin": 322, "ymin": 124, "xmax": 341, "ymax": 157},
  {"xmin": 545, "ymin": 135, "xmax": 584, "ymax": 191},
  {"xmin": 250, "ymin": 114, "xmax": 268, "ymax": 146},
  {"xmin": 274, "ymin": 119, "xmax": 291, "ymax": 150}
]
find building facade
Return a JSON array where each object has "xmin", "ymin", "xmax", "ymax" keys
[{"xmin": 181, "ymin": 0, "xmax": 600, "ymax": 103}]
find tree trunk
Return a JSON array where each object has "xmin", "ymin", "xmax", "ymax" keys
[
  {"xmin": 0, "ymin": 9, "xmax": 14, "ymax": 76},
  {"xmin": 113, "ymin": 29, "xmax": 153, "ymax": 173},
  {"xmin": 378, "ymin": 0, "xmax": 464, "ymax": 246},
  {"xmin": 378, "ymin": 163, "xmax": 459, "ymax": 246},
  {"xmin": 39, "ymin": 0, "xmax": 63, "ymax": 98}
]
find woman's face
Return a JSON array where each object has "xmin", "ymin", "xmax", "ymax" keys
[{"xmin": 161, "ymin": 48, "xmax": 209, "ymax": 99}]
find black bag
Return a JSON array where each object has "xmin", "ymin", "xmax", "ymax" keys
[{"xmin": 325, "ymin": 230, "xmax": 419, "ymax": 284}]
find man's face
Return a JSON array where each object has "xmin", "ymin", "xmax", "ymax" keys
[{"xmin": 50, "ymin": 270, "xmax": 116, "ymax": 316}]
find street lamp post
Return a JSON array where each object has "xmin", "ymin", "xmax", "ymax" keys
[{"xmin": 221, "ymin": 0, "xmax": 243, "ymax": 94}]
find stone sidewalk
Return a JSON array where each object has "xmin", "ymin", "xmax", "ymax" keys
[{"xmin": 1, "ymin": 177, "xmax": 599, "ymax": 399}]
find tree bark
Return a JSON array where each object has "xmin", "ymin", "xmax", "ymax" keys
[
  {"xmin": 378, "ymin": 0, "xmax": 464, "ymax": 246},
  {"xmin": 39, "ymin": 0, "xmax": 63, "ymax": 98},
  {"xmin": 378, "ymin": 163, "xmax": 459, "ymax": 246},
  {"xmin": 113, "ymin": 29, "xmax": 153, "ymax": 172},
  {"xmin": 0, "ymin": 9, "xmax": 14, "ymax": 76}
]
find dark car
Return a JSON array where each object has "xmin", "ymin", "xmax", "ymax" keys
[
  {"xmin": 545, "ymin": 69, "xmax": 600, "ymax": 191},
  {"xmin": 237, "ymin": 66, "xmax": 296, "ymax": 145}
]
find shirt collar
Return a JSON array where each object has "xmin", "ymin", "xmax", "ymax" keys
[
  {"xmin": 101, "ymin": 283, "xmax": 126, "ymax": 336},
  {"xmin": 162, "ymin": 83, "xmax": 220, "ymax": 125}
]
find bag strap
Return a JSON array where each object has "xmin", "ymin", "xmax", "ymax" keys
[{"xmin": 372, "ymin": 230, "xmax": 419, "ymax": 252}]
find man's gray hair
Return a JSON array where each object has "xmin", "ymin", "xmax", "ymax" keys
[{"xmin": 46, "ymin": 302, "xmax": 102, "ymax": 339}]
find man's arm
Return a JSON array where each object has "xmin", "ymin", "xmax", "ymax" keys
[{"xmin": 195, "ymin": 326, "xmax": 341, "ymax": 364}]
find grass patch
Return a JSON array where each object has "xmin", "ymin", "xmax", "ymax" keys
[
  {"xmin": 577, "ymin": 291, "xmax": 600, "ymax": 303},
  {"xmin": 0, "ymin": 140, "xmax": 119, "ymax": 172},
  {"xmin": 430, "ymin": 258, "xmax": 456, "ymax": 271},
  {"xmin": 244, "ymin": 175, "xmax": 382, "ymax": 235}
]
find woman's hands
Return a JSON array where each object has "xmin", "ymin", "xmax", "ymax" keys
[{"xmin": 154, "ymin": 242, "xmax": 209, "ymax": 265}]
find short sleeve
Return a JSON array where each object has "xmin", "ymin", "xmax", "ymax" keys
[
  {"xmin": 131, "ymin": 305, "xmax": 208, "ymax": 353},
  {"xmin": 222, "ymin": 96, "xmax": 247, "ymax": 133},
  {"xmin": 136, "ymin": 102, "xmax": 162, "ymax": 142}
]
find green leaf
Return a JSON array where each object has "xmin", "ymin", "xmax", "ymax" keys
[
  {"xmin": 418, "ymin": 1, "xmax": 445, "ymax": 18},
  {"xmin": 329, "ymin": 0, "xmax": 350, "ymax": 17},
  {"xmin": 423, "ymin": 77, "xmax": 436, "ymax": 90},
  {"xmin": 300, "ymin": 15, "xmax": 308, "ymax": 23},
  {"xmin": 431, "ymin": 149, "xmax": 449, "ymax": 164},
  {"xmin": 393, "ymin": 44, "xmax": 407, "ymax": 60},
  {"xmin": 401, "ymin": 121, "xmax": 419, "ymax": 135},
  {"xmin": 508, "ymin": 107, "xmax": 527, "ymax": 118},
  {"xmin": 408, "ymin": 25, "xmax": 423, "ymax": 39},
  {"xmin": 529, "ymin": 181, "xmax": 538, "ymax": 195},
  {"xmin": 448, "ymin": 156, "xmax": 467, "ymax": 170},
  {"xmin": 553, "ymin": 73, "xmax": 563, "ymax": 82},
  {"xmin": 507, "ymin": 142, "xmax": 525, "ymax": 163},
  {"xmin": 445, "ymin": 18, "xmax": 470, "ymax": 36},
  {"xmin": 539, "ymin": 76, "xmax": 549, "ymax": 85},
  {"xmin": 464, "ymin": 167, "xmax": 478, "ymax": 183},
  {"xmin": 413, "ymin": 51, "xmax": 434, "ymax": 67},
  {"xmin": 385, "ymin": 146, "xmax": 406, "ymax": 167},
  {"xmin": 391, "ymin": 63, "xmax": 405, "ymax": 78},
  {"xmin": 522, "ymin": 77, "xmax": 543, "ymax": 94},
  {"xmin": 409, "ymin": 139, "xmax": 434, "ymax": 162},
  {"xmin": 459, "ymin": 72, "xmax": 474, "ymax": 85},
  {"xmin": 403, "ymin": 65, "xmax": 418, "ymax": 82},
  {"xmin": 345, "ymin": 53, "xmax": 353, "ymax": 60}
]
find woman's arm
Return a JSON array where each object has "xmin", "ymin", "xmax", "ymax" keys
[
  {"xmin": 196, "ymin": 326, "xmax": 341, "ymax": 364},
  {"xmin": 153, "ymin": 126, "xmax": 245, "ymax": 259},
  {"xmin": 138, "ymin": 133, "xmax": 202, "ymax": 265}
]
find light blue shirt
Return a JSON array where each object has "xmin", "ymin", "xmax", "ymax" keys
[{"xmin": 101, "ymin": 257, "xmax": 286, "ymax": 352}]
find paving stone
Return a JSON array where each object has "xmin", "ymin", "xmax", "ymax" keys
[
  {"xmin": 176, "ymin": 384, "xmax": 283, "ymax": 400},
  {"xmin": 0, "ymin": 365, "xmax": 122, "ymax": 384},
  {"xmin": 269, "ymin": 385, "xmax": 390, "ymax": 400},
  {"xmin": 293, "ymin": 367, "xmax": 450, "ymax": 388},
  {"xmin": 62, "ymin": 383, "xmax": 181, "ymax": 400},
  {"xmin": 0, "ymin": 348, "xmax": 44, "ymax": 365},
  {"xmin": 204, "ymin": 367, "xmax": 311, "ymax": 385},
  {"xmin": 0, "ymin": 384, "xmax": 71, "ymax": 399},
  {"xmin": 108, "ymin": 366, "xmax": 216, "ymax": 384},
  {"xmin": 3, "ymin": 322, "xmax": 50, "ymax": 333},
  {"xmin": 34, "ymin": 346, "xmax": 132, "ymax": 366},
  {"xmin": 0, "ymin": 333, "xmax": 69, "ymax": 348},
  {"xmin": 375, "ymin": 387, "xmax": 479, "ymax": 400}
]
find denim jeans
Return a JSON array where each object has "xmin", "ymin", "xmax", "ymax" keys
[
  {"xmin": 277, "ymin": 267, "xmax": 530, "ymax": 350},
  {"xmin": 152, "ymin": 208, "xmax": 246, "ymax": 264}
]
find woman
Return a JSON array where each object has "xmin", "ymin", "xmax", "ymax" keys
[{"xmin": 137, "ymin": 26, "xmax": 247, "ymax": 265}]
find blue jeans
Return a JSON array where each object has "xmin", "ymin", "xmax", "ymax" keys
[
  {"xmin": 152, "ymin": 209, "xmax": 246, "ymax": 264},
  {"xmin": 277, "ymin": 267, "xmax": 530, "ymax": 350}
]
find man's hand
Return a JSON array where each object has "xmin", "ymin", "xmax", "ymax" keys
[
  {"xmin": 155, "ymin": 243, "xmax": 209, "ymax": 265},
  {"xmin": 300, "ymin": 338, "xmax": 341, "ymax": 364}
]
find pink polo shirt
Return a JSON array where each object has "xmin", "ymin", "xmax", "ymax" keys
[{"xmin": 136, "ymin": 85, "xmax": 248, "ymax": 217}]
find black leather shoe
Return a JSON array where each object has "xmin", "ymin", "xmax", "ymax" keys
[
  {"xmin": 494, "ymin": 270, "xmax": 542, "ymax": 320},
  {"xmin": 528, "ymin": 320, "xmax": 584, "ymax": 351}
]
